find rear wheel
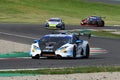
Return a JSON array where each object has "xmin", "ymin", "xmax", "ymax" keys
[
  {"xmin": 98, "ymin": 21, "xmax": 104, "ymax": 27},
  {"xmin": 101, "ymin": 21, "xmax": 104, "ymax": 27}
]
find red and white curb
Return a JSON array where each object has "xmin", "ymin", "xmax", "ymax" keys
[{"xmin": 90, "ymin": 47, "xmax": 108, "ymax": 55}]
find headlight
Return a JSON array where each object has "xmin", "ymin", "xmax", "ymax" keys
[
  {"xmin": 59, "ymin": 46, "xmax": 69, "ymax": 53},
  {"xmin": 32, "ymin": 45, "xmax": 39, "ymax": 52},
  {"xmin": 60, "ymin": 49, "xmax": 67, "ymax": 53}
]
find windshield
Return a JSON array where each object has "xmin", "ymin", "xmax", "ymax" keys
[
  {"xmin": 88, "ymin": 16, "xmax": 100, "ymax": 20},
  {"xmin": 48, "ymin": 19, "xmax": 61, "ymax": 22},
  {"xmin": 40, "ymin": 36, "xmax": 72, "ymax": 44}
]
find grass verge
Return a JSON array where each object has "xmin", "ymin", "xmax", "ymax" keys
[
  {"xmin": 0, "ymin": 66, "xmax": 120, "ymax": 75},
  {"xmin": 0, "ymin": 0, "xmax": 120, "ymax": 25},
  {"xmin": 65, "ymin": 29, "xmax": 120, "ymax": 39},
  {"xmin": 90, "ymin": 30, "xmax": 120, "ymax": 39}
]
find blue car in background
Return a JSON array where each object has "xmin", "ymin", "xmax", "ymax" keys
[{"xmin": 81, "ymin": 16, "xmax": 105, "ymax": 27}]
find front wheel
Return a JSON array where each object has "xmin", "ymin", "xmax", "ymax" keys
[
  {"xmin": 84, "ymin": 44, "xmax": 90, "ymax": 58},
  {"xmin": 32, "ymin": 54, "xmax": 40, "ymax": 59},
  {"xmin": 73, "ymin": 46, "xmax": 76, "ymax": 58},
  {"xmin": 61, "ymin": 25, "xmax": 65, "ymax": 30}
]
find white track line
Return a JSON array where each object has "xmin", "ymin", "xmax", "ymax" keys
[{"xmin": 0, "ymin": 31, "xmax": 36, "ymax": 40}]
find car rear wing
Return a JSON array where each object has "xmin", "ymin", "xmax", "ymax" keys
[
  {"xmin": 100, "ymin": 16, "xmax": 106, "ymax": 19},
  {"xmin": 77, "ymin": 33, "xmax": 91, "ymax": 39},
  {"xmin": 54, "ymin": 31, "xmax": 92, "ymax": 39}
]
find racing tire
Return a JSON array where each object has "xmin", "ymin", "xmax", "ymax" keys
[
  {"xmin": 98, "ymin": 21, "xmax": 104, "ymax": 27},
  {"xmin": 84, "ymin": 44, "xmax": 90, "ymax": 58},
  {"xmin": 101, "ymin": 21, "xmax": 105, "ymax": 27},
  {"xmin": 80, "ymin": 48, "xmax": 84, "ymax": 55},
  {"xmin": 32, "ymin": 54, "xmax": 40, "ymax": 59},
  {"xmin": 61, "ymin": 25, "xmax": 65, "ymax": 30},
  {"xmin": 73, "ymin": 46, "xmax": 76, "ymax": 58}
]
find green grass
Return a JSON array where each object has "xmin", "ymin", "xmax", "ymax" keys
[
  {"xmin": 65, "ymin": 29, "xmax": 120, "ymax": 39},
  {"xmin": 90, "ymin": 30, "xmax": 120, "ymax": 39},
  {"xmin": 0, "ymin": 0, "xmax": 120, "ymax": 25},
  {"xmin": 0, "ymin": 66, "xmax": 120, "ymax": 75}
]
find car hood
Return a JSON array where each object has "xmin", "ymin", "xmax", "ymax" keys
[{"xmin": 39, "ymin": 41, "xmax": 65, "ymax": 52}]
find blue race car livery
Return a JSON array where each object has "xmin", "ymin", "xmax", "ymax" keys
[
  {"xmin": 30, "ymin": 33, "xmax": 90, "ymax": 59},
  {"xmin": 81, "ymin": 16, "xmax": 105, "ymax": 27}
]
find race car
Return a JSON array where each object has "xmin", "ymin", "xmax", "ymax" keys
[
  {"xmin": 81, "ymin": 16, "xmax": 105, "ymax": 27},
  {"xmin": 45, "ymin": 18, "xmax": 65, "ymax": 30},
  {"xmin": 30, "ymin": 33, "xmax": 90, "ymax": 59}
]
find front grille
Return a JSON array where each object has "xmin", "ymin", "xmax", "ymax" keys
[{"xmin": 41, "ymin": 52, "xmax": 56, "ymax": 57}]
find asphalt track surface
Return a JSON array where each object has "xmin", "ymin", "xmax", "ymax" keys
[{"xmin": 0, "ymin": 23, "xmax": 120, "ymax": 69}]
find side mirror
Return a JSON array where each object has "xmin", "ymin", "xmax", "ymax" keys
[{"xmin": 34, "ymin": 40, "xmax": 40, "ymax": 43}]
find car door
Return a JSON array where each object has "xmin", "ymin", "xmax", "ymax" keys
[{"xmin": 73, "ymin": 36, "xmax": 82, "ymax": 55}]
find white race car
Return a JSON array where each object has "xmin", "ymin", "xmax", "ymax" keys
[{"xmin": 30, "ymin": 33, "xmax": 90, "ymax": 59}]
